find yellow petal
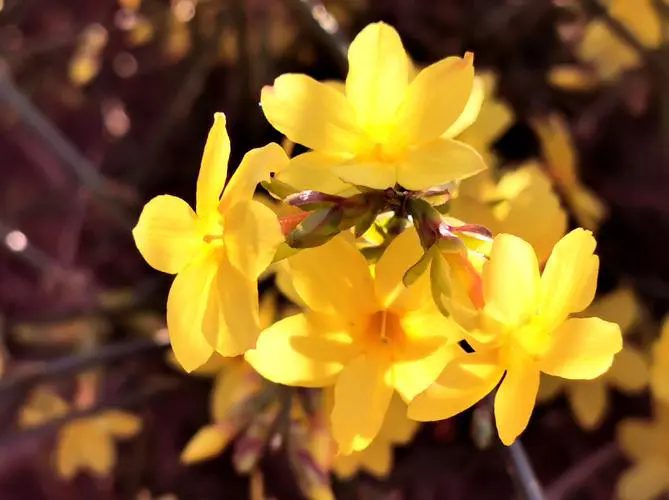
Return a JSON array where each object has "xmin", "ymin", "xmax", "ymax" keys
[
  {"xmin": 617, "ymin": 418, "xmax": 665, "ymax": 461},
  {"xmin": 345, "ymin": 22, "xmax": 409, "ymax": 139},
  {"xmin": 132, "ymin": 195, "xmax": 201, "ymax": 274},
  {"xmin": 56, "ymin": 423, "xmax": 85, "ymax": 479},
  {"xmin": 196, "ymin": 113, "xmax": 230, "ymax": 218},
  {"xmin": 396, "ymin": 137, "xmax": 487, "ymax": 191},
  {"xmin": 207, "ymin": 255, "xmax": 263, "ymax": 356},
  {"xmin": 539, "ymin": 317, "xmax": 622, "ymax": 379},
  {"xmin": 219, "ymin": 142, "xmax": 289, "ymax": 212},
  {"xmin": 392, "ymin": 334, "xmax": 460, "ymax": 402},
  {"xmin": 377, "ymin": 394, "xmax": 418, "ymax": 444},
  {"xmin": 373, "ymin": 226, "xmax": 425, "ymax": 310},
  {"xmin": 245, "ymin": 313, "xmax": 353, "ymax": 387},
  {"xmin": 211, "ymin": 360, "xmax": 262, "ymax": 421},
  {"xmin": 334, "ymin": 439, "xmax": 392, "ymax": 479},
  {"xmin": 166, "ymin": 253, "xmax": 217, "ymax": 372},
  {"xmin": 568, "ymin": 380, "xmax": 607, "ymax": 430},
  {"xmin": 494, "ymin": 359, "xmax": 540, "ymax": 446},
  {"xmin": 276, "ymin": 152, "xmax": 357, "ymax": 195},
  {"xmin": 607, "ymin": 346, "xmax": 648, "ymax": 392},
  {"xmin": 223, "ymin": 199, "xmax": 283, "ymax": 278},
  {"xmin": 180, "ymin": 424, "xmax": 232, "ymax": 464},
  {"xmin": 442, "ymin": 75, "xmax": 485, "ymax": 139},
  {"xmin": 393, "ymin": 53, "xmax": 475, "ymax": 147},
  {"xmin": 539, "ymin": 228, "xmax": 599, "ymax": 330},
  {"xmin": 261, "ymin": 74, "xmax": 364, "ymax": 155},
  {"xmin": 408, "ymin": 350, "xmax": 503, "ymax": 421},
  {"xmin": 102, "ymin": 410, "xmax": 142, "ymax": 437},
  {"xmin": 331, "ymin": 355, "xmax": 393, "ymax": 454},
  {"xmin": 287, "ymin": 233, "xmax": 377, "ymax": 318},
  {"xmin": 483, "ymin": 233, "xmax": 540, "ymax": 328},
  {"xmin": 616, "ymin": 460, "xmax": 669, "ymax": 500},
  {"xmin": 332, "ymin": 161, "xmax": 397, "ymax": 190},
  {"xmin": 534, "ymin": 115, "xmax": 578, "ymax": 188}
]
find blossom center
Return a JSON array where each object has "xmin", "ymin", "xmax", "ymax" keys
[{"xmin": 364, "ymin": 310, "xmax": 406, "ymax": 352}]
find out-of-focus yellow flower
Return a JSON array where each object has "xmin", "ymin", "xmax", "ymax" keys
[
  {"xmin": 537, "ymin": 287, "xmax": 647, "ymax": 429},
  {"xmin": 579, "ymin": 0, "xmax": 662, "ymax": 80},
  {"xmin": 333, "ymin": 394, "xmax": 418, "ymax": 479},
  {"xmin": 261, "ymin": 22, "xmax": 486, "ymax": 191},
  {"xmin": 19, "ymin": 387, "xmax": 141, "ymax": 480},
  {"xmin": 616, "ymin": 405, "xmax": 669, "ymax": 500},
  {"xmin": 409, "ymin": 229, "xmax": 623, "ymax": 445},
  {"xmin": 651, "ymin": 316, "xmax": 669, "ymax": 404},
  {"xmin": 534, "ymin": 114, "xmax": 606, "ymax": 230},
  {"xmin": 246, "ymin": 230, "xmax": 463, "ymax": 453},
  {"xmin": 133, "ymin": 113, "xmax": 288, "ymax": 371},
  {"xmin": 451, "ymin": 162, "xmax": 567, "ymax": 264}
]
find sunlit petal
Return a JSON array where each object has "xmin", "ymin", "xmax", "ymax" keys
[
  {"xmin": 196, "ymin": 113, "xmax": 230, "ymax": 217},
  {"xmin": 494, "ymin": 359, "xmax": 539, "ymax": 446}
]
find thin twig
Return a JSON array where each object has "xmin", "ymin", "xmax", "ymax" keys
[
  {"xmin": 579, "ymin": 0, "xmax": 669, "ymax": 80},
  {"xmin": 545, "ymin": 442, "xmax": 620, "ymax": 500},
  {"xmin": 0, "ymin": 337, "xmax": 169, "ymax": 395},
  {"xmin": 0, "ymin": 66, "xmax": 134, "ymax": 229},
  {"xmin": 505, "ymin": 441, "xmax": 548, "ymax": 500},
  {"xmin": 283, "ymin": 0, "xmax": 348, "ymax": 73}
]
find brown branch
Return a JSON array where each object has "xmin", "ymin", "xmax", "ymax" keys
[{"xmin": 545, "ymin": 442, "xmax": 620, "ymax": 500}]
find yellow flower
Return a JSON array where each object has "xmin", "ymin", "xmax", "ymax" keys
[
  {"xmin": 246, "ymin": 230, "xmax": 463, "ymax": 453},
  {"xmin": 534, "ymin": 114, "xmax": 606, "ymax": 230},
  {"xmin": 537, "ymin": 287, "xmax": 648, "ymax": 429},
  {"xmin": 132, "ymin": 113, "xmax": 289, "ymax": 371},
  {"xmin": 260, "ymin": 22, "xmax": 486, "ymax": 191},
  {"xmin": 651, "ymin": 316, "xmax": 669, "ymax": 404},
  {"xmin": 451, "ymin": 162, "xmax": 567, "ymax": 264},
  {"xmin": 579, "ymin": 0, "xmax": 662, "ymax": 80},
  {"xmin": 616, "ymin": 405, "xmax": 669, "ymax": 500},
  {"xmin": 19, "ymin": 387, "xmax": 141, "ymax": 480},
  {"xmin": 409, "ymin": 229, "xmax": 623, "ymax": 445},
  {"xmin": 333, "ymin": 394, "xmax": 418, "ymax": 479}
]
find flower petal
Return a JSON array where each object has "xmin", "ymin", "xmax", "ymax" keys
[
  {"xmin": 245, "ymin": 313, "xmax": 353, "ymax": 387},
  {"xmin": 393, "ymin": 53, "xmax": 475, "ymax": 147},
  {"xmin": 181, "ymin": 425, "xmax": 233, "ymax": 464},
  {"xmin": 392, "ymin": 339, "xmax": 461, "ymax": 402},
  {"xmin": 568, "ymin": 381, "xmax": 607, "ymax": 430},
  {"xmin": 539, "ymin": 228, "xmax": 599, "ymax": 330},
  {"xmin": 617, "ymin": 419, "xmax": 665, "ymax": 461},
  {"xmin": 608, "ymin": 346, "xmax": 648, "ymax": 392},
  {"xmin": 580, "ymin": 287, "xmax": 638, "ymax": 333},
  {"xmin": 207, "ymin": 255, "xmax": 263, "ymax": 356},
  {"xmin": 102, "ymin": 410, "xmax": 142, "ymax": 438},
  {"xmin": 539, "ymin": 317, "xmax": 622, "ymax": 379},
  {"xmin": 261, "ymin": 75, "xmax": 364, "ymax": 155},
  {"xmin": 334, "ymin": 439, "xmax": 392, "ymax": 479},
  {"xmin": 494, "ymin": 359, "xmax": 539, "ymax": 446},
  {"xmin": 277, "ymin": 152, "xmax": 357, "ymax": 195},
  {"xmin": 287, "ymin": 233, "xmax": 377, "ymax": 318},
  {"xmin": 377, "ymin": 395, "xmax": 418, "ymax": 444},
  {"xmin": 483, "ymin": 233, "xmax": 540, "ymax": 328},
  {"xmin": 196, "ymin": 113, "xmax": 230, "ymax": 218},
  {"xmin": 442, "ymin": 75, "xmax": 485, "ymax": 139},
  {"xmin": 408, "ymin": 350, "xmax": 503, "ymax": 421},
  {"xmin": 616, "ymin": 460, "xmax": 669, "ymax": 500},
  {"xmin": 332, "ymin": 161, "xmax": 397, "ymax": 190},
  {"xmin": 132, "ymin": 195, "xmax": 201, "ymax": 274},
  {"xmin": 211, "ymin": 361, "xmax": 263, "ymax": 421},
  {"xmin": 331, "ymin": 355, "xmax": 394, "ymax": 454},
  {"xmin": 166, "ymin": 253, "xmax": 217, "ymax": 372},
  {"xmin": 374, "ymin": 226, "xmax": 425, "ymax": 310},
  {"xmin": 220, "ymin": 142, "xmax": 289, "ymax": 212},
  {"xmin": 345, "ymin": 22, "xmax": 409, "ymax": 139},
  {"xmin": 396, "ymin": 137, "xmax": 487, "ymax": 191},
  {"xmin": 223, "ymin": 199, "xmax": 284, "ymax": 278}
]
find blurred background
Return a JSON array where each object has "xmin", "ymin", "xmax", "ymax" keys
[{"xmin": 1, "ymin": 0, "xmax": 668, "ymax": 498}]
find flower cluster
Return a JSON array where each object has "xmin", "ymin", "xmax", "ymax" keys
[{"xmin": 133, "ymin": 21, "xmax": 623, "ymax": 467}]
